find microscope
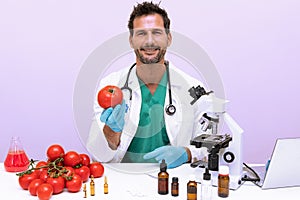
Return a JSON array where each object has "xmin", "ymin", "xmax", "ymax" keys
[{"xmin": 189, "ymin": 85, "xmax": 244, "ymax": 190}]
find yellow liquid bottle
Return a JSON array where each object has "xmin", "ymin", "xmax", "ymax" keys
[
  {"xmin": 90, "ymin": 175, "xmax": 95, "ymax": 196},
  {"xmin": 104, "ymin": 176, "xmax": 108, "ymax": 194}
]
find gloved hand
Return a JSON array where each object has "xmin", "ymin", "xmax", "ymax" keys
[
  {"xmin": 100, "ymin": 100, "xmax": 126, "ymax": 132},
  {"xmin": 143, "ymin": 146, "xmax": 188, "ymax": 169}
]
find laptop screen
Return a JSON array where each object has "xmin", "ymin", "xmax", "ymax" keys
[{"xmin": 262, "ymin": 137, "xmax": 300, "ymax": 189}]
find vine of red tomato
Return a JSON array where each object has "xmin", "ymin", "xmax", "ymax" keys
[{"xmin": 16, "ymin": 144, "xmax": 104, "ymax": 199}]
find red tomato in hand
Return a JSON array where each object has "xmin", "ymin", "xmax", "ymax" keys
[
  {"xmin": 46, "ymin": 144, "xmax": 65, "ymax": 161},
  {"xmin": 89, "ymin": 162, "xmax": 104, "ymax": 178},
  {"xmin": 46, "ymin": 176, "xmax": 65, "ymax": 194},
  {"xmin": 63, "ymin": 151, "xmax": 81, "ymax": 167},
  {"xmin": 66, "ymin": 174, "xmax": 82, "ymax": 193},
  {"xmin": 37, "ymin": 183, "xmax": 53, "ymax": 200},
  {"xmin": 79, "ymin": 153, "xmax": 91, "ymax": 166},
  {"xmin": 18, "ymin": 171, "xmax": 39, "ymax": 190},
  {"xmin": 97, "ymin": 85, "xmax": 123, "ymax": 109},
  {"xmin": 28, "ymin": 179, "xmax": 44, "ymax": 196},
  {"xmin": 74, "ymin": 166, "xmax": 90, "ymax": 182}
]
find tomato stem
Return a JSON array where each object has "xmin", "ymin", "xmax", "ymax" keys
[
  {"xmin": 16, "ymin": 157, "xmax": 65, "ymax": 177},
  {"xmin": 16, "ymin": 159, "xmax": 36, "ymax": 176},
  {"xmin": 108, "ymin": 89, "xmax": 114, "ymax": 94}
]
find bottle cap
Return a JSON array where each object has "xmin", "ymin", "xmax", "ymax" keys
[
  {"xmin": 219, "ymin": 165, "xmax": 229, "ymax": 175},
  {"xmin": 160, "ymin": 159, "xmax": 167, "ymax": 172},
  {"xmin": 203, "ymin": 168, "xmax": 211, "ymax": 180},
  {"xmin": 172, "ymin": 177, "xmax": 178, "ymax": 183}
]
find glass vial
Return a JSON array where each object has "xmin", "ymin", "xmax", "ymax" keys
[
  {"xmin": 158, "ymin": 159, "xmax": 169, "ymax": 195},
  {"xmin": 83, "ymin": 184, "xmax": 87, "ymax": 198},
  {"xmin": 218, "ymin": 165, "xmax": 230, "ymax": 198},
  {"xmin": 104, "ymin": 176, "xmax": 108, "ymax": 194},
  {"xmin": 187, "ymin": 175, "xmax": 197, "ymax": 200},
  {"xmin": 4, "ymin": 136, "xmax": 30, "ymax": 172},
  {"xmin": 201, "ymin": 168, "xmax": 212, "ymax": 200},
  {"xmin": 171, "ymin": 177, "xmax": 179, "ymax": 196},
  {"xmin": 90, "ymin": 175, "xmax": 95, "ymax": 196}
]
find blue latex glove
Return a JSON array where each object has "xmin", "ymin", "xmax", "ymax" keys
[
  {"xmin": 100, "ymin": 100, "xmax": 126, "ymax": 132},
  {"xmin": 143, "ymin": 146, "xmax": 188, "ymax": 169}
]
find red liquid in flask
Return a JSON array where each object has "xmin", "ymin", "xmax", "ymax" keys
[{"xmin": 4, "ymin": 137, "xmax": 30, "ymax": 172}]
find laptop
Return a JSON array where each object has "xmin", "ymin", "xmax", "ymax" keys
[{"xmin": 252, "ymin": 137, "xmax": 300, "ymax": 189}]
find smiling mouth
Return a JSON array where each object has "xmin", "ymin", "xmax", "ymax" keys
[{"xmin": 140, "ymin": 47, "xmax": 160, "ymax": 55}]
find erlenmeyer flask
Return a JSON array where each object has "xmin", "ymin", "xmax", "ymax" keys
[{"xmin": 4, "ymin": 136, "xmax": 30, "ymax": 172}]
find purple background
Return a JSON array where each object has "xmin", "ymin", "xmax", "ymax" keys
[{"xmin": 1, "ymin": 0, "xmax": 299, "ymax": 164}]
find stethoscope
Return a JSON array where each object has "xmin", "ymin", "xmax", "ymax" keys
[{"xmin": 121, "ymin": 60, "xmax": 176, "ymax": 115}]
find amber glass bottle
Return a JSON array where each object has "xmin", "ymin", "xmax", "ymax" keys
[
  {"xmin": 218, "ymin": 165, "xmax": 230, "ymax": 198},
  {"xmin": 158, "ymin": 159, "xmax": 169, "ymax": 195},
  {"xmin": 187, "ymin": 175, "xmax": 197, "ymax": 200},
  {"xmin": 171, "ymin": 177, "xmax": 179, "ymax": 196}
]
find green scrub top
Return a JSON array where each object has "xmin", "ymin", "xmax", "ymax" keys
[{"xmin": 122, "ymin": 71, "xmax": 170, "ymax": 163}]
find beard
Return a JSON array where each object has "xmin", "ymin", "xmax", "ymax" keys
[{"xmin": 134, "ymin": 46, "xmax": 166, "ymax": 64}]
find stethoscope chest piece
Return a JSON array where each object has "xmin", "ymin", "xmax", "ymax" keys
[{"xmin": 165, "ymin": 104, "xmax": 176, "ymax": 116}]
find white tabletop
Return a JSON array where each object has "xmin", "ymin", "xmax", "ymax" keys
[{"xmin": 1, "ymin": 163, "xmax": 299, "ymax": 200}]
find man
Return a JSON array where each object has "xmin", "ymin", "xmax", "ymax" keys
[{"xmin": 87, "ymin": 1, "xmax": 209, "ymax": 168}]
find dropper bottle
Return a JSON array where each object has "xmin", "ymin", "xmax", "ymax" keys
[
  {"xmin": 158, "ymin": 159, "xmax": 169, "ymax": 195},
  {"xmin": 201, "ymin": 168, "xmax": 212, "ymax": 200}
]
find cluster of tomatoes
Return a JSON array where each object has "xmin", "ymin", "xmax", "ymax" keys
[{"xmin": 16, "ymin": 144, "xmax": 104, "ymax": 200}]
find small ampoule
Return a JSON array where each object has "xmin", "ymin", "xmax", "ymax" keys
[
  {"xmin": 90, "ymin": 175, "xmax": 95, "ymax": 196},
  {"xmin": 83, "ymin": 184, "xmax": 87, "ymax": 198},
  {"xmin": 104, "ymin": 176, "xmax": 108, "ymax": 194}
]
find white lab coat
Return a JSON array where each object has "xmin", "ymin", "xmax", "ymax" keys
[{"xmin": 86, "ymin": 62, "xmax": 210, "ymax": 163}]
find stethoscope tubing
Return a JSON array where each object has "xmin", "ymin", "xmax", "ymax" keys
[
  {"xmin": 121, "ymin": 61, "xmax": 175, "ymax": 115},
  {"xmin": 120, "ymin": 63, "xmax": 136, "ymax": 100}
]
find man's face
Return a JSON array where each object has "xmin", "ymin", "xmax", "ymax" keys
[{"xmin": 130, "ymin": 14, "xmax": 172, "ymax": 65}]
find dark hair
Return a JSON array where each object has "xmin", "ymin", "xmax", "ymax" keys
[{"xmin": 128, "ymin": 1, "xmax": 170, "ymax": 35}]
